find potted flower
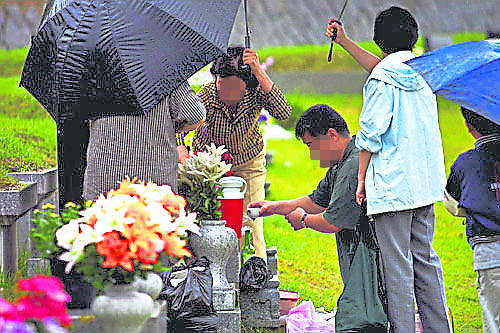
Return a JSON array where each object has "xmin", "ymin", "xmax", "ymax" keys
[
  {"xmin": 31, "ymin": 177, "xmax": 199, "ymax": 333},
  {"xmin": 0, "ymin": 275, "xmax": 71, "ymax": 333},
  {"xmin": 177, "ymin": 144, "xmax": 238, "ymax": 293},
  {"xmin": 177, "ymin": 143, "xmax": 232, "ymax": 221}
]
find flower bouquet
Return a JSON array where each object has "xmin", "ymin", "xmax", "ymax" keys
[
  {"xmin": 31, "ymin": 178, "xmax": 199, "ymax": 290},
  {"xmin": 0, "ymin": 275, "xmax": 71, "ymax": 333},
  {"xmin": 178, "ymin": 143, "xmax": 232, "ymax": 220}
]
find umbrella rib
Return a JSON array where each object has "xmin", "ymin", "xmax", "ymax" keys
[
  {"xmin": 102, "ymin": 0, "xmax": 149, "ymax": 111},
  {"xmin": 57, "ymin": 1, "xmax": 95, "ymax": 96}
]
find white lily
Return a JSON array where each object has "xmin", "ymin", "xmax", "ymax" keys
[{"xmin": 56, "ymin": 220, "xmax": 80, "ymax": 250}]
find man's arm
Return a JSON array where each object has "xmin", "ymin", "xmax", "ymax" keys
[
  {"xmin": 285, "ymin": 207, "xmax": 341, "ymax": 234},
  {"xmin": 356, "ymin": 149, "xmax": 372, "ymax": 205},
  {"xmin": 248, "ymin": 196, "xmax": 325, "ymax": 217},
  {"xmin": 326, "ymin": 19, "xmax": 381, "ymax": 73}
]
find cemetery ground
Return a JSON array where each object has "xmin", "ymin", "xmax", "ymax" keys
[{"xmin": 0, "ymin": 42, "xmax": 482, "ymax": 331}]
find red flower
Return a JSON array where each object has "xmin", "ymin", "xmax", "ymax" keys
[
  {"xmin": 222, "ymin": 151, "xmax": 233, "ymax": 164},
  {"xmin": 226, "ymin": 170, "xmax": 234, "ymax": 176},
  {"xmin": 97, "ymin": 231, "xmax": 134, "ymax": 271}
]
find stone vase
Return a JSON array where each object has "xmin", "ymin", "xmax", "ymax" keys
[
  {"xmin": 190, "ymin": 220, "xmax": 237, "ymax": 291},
  {"xmin": 133, "ymin": 272, "xmax": 163, "ymax": 317},
  {"xmin": 91, "ymin": 282, "xmax": 154, "ymax": 333}
]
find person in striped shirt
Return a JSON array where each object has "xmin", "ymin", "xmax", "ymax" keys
[{"xmin": 83, "ymin": 81, "xmax": 206, "ymax": 201}]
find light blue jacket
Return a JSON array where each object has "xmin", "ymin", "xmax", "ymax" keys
[{"xmin": 355, "ymin": 51, "xmax": 446, "ymax": 215}]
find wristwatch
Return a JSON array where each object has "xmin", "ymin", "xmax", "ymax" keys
[{"xmin": 300, "ymin": 213, "xmax": 308, "ymax": 229}]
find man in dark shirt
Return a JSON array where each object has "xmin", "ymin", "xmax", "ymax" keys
[{"xmin": 248, "ymin": 104, "xmax": 362, "ymax": 281}]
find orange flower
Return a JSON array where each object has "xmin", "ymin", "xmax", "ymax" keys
[
  {"xmin": 122, "ymin": 218, "xmax": 161, "ymax": 264},
  {"xmin": 161, "ymin": 194, "xmax": 187, "ymax": 215},
  {"xmin": 87, "ymin": 214, "xmax": 98, "ymax": 228},
  {"xmin": 109, "ymin": 176, "xmax": 140, "ymax": 197},
  {"xmin": 96, "ymin": 231, "xmax": 134, "ymax": 271},
  {"xmin": 124, "ymin": 201, "xmax": 149, "ymax": 225},
  {"xmin": 161, "ymin": 232, "xmax": 193, "ymax": 259},
  {"xmin": 135, "ymin": 243, "xmax": 159, "ymax": 264}
]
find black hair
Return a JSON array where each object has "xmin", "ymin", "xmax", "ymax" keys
[
  {"xmin": 373, "ymin": 6, "xmax": 418, "ymax": 54},
  {"xmin": 210, "ymin": 46, "xmax": 259, "ymax": 89},
  {"xmin": 295, "ymin": 104, "xmax": 350, "ymax": 140},
  {"xmin": 461, "ymin": 106, "xmax": 500, "ymax": 135}
]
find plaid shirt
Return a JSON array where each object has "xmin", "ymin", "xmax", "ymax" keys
[{"xmin": 177, "ymin": 81, "xmax": 291, "ymax": 166}]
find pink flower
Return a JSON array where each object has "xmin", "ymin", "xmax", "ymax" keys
[
  {"xmin": 18, "ymin": 276, "xmax": 70, "ymax": 304},
  {"xmin": 0, "ymin": 299, "xmax": 22, "ymax": 321},
  {"xmin": 266, "ymin": 56, "xmax": 274, "ymax": 67},
  {"xmin": 16, "ymin": 276, "xmax": 72, "ymax": 327}
]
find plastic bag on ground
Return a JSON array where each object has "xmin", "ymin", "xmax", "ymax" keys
[
  {"xmin": 285, "ymin": 301, "xmax": 335, "ymax": 332},
  {"xmin": 239, "ymin": 256, "xmax": 272, "ymax": 293},
  {"xmin": 159, "ymin": 257, "xmax": 218, "ymax": 333}
]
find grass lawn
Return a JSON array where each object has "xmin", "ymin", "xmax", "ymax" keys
[
  {"xmin": 263, "ymin": 99, "xmax": 480, "ymax": 331},
  {"xmin": 0, "ymin": 76, "xmax": 55, "ymax": 187}
]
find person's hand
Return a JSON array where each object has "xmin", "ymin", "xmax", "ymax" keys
[
  {"xmin": 176, "ymin": 117, "xmax": 205, "ymax": 134},
  {"xmin": 248, "ymin": 200, "xmax": 275, "ymax": 217},
  {"xmin": 326, "ymin": 17, "xmax": 348, "ymax": 45},
  {"xmin": 355, "ymin": 179, "xmax": 366, "ymax": 205},
  {"xmin": 242, "ymin": 48, "xmax": 261, "ymax": 73},
  {"xmin": 285, "ymin": 207, "xmax": 306, "ymax": 231},
  {"xmin": 177, "ymin": 145, "xmax": 189, "ymax": 164}
]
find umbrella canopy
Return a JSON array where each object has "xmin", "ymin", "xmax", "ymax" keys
[
  {"xmin": 20, "ymin": 0, "xmax": 241, "ymax": 122},
  {"xmin": 405, "ymin": 40, "xmax": 500, "ymax": 124}
]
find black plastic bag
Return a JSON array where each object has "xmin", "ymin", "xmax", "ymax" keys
[
  {"xmin": 159, "ymin": 257, "xmax": 218, "ymax": 333},
  {"xmin": 239, "ymin": 256, "xmax": 272, "ymax": 293},
  {"xmin": 335, "ymin": 205, "xmax": 388, "ymax": 333}
]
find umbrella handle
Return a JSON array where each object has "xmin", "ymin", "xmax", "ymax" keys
[
  {"xmin": 327, "ymin": 20, "xmax": 341, "ymax": 62},
  {"xmin": 245, "ymin": 35, "xmax": 251, "ymax": 49}
]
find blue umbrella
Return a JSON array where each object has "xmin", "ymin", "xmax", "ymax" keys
[{"xmin": 405, "ymin": 40, "xmax": 500, "ymax": 124}]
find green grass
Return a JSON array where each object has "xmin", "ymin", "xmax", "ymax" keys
[
  {"xmin": 0, "ymin": 75, "xmax": 54, "ymax": 187},
  {"xmin": 0, "ymin": 47, "xmax": 30, "ymax": 77},
  {"xmin": 0, "ymin": 114, "xmax": 56, "ymax": 186},
  {"xmin": 0, "ymin": 76, "xmax": 48, "ymax": 118},
  {"xmin": 263, "ymin": 102, "xmax": 479, "ymax": 331}
]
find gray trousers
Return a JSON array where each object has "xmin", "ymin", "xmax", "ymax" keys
[
  {"xmin": 374, "ymin": 205, "xmax": 451, "ymax": 333},
  {"xmin": 477, "ymin": 266, "xmax": 500, "ymax": 333}
]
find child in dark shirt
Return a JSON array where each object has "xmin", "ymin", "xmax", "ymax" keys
[{"xmin": 445, "ymin": 106, "xmax": 500, "ymax": 333}]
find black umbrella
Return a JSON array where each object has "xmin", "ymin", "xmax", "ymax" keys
[
  {"xmin": 20, "ymin": 0, "xmax": 241, "ymax": 210},
  {"xmin": 21, "ymin": 0, "xmax": 241, "ymax": 121}
]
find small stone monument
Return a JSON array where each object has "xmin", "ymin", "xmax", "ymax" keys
[{"xmin": 239, "ymin": 247, "xmax": 281, "ymax": 329}]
